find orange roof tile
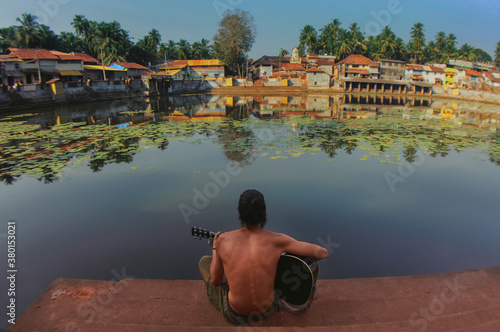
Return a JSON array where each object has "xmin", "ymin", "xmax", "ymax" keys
[
  {"xmin": 280, "ymin": 63, "xmax": 306, "ymax": 71},
  {"xmin": 8, "ymin": 48, "xmax": 59, "ymax": 60},
  {"xmin": 113, "ymin": 62, "xmax": 148, "ymax": 70},
  {"xmin": 72, "ymin": 52, "xmax": 101, "ymax": 64},
  {"xmin": 345, "ymin": 70, "xmax": 371, "ymax": 75},
  {"xmin": 336, "ymin": 54, "xmax": 379, "ymax": 67},
  {"xmin": 466, "ymin": 69, "xmax": 481, "ymax": 77}
]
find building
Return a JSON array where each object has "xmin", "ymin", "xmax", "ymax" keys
[
  {"xmin": 334, "ymin": 54, "xmax": 380, "ymax": 80},
  {"xmin": 483, "ymin": 72, "xmax": 500, "ymax": 87},
  {"xmin": 306, "ymin": 67, "xmax": 331, "ymax": 87},
  {"xmin": 83, "ymin": 65, "xmax": 127, "ymax": 81},
  {"xmin": 0, "ymin": 48, "xmax": 103, "ymax": 85},
  {"xmin": 465, "ymin": 69, "xmax": 483, "ymax": 87},
  {"xmin": 444, "ymin": 68, "xmax": 457, "ymax": 88},
  {"xmin": 377, "ymin": 59, "xmax": 405, "ymax": 81},
  {"xmin": 2, "ymin": 48, "xmax": 61, "ymax": 84},
  {"xmin": 159, "ymin": 60, "xmax": 225, "ymax": 80},
  {"xmin": 422, "ymin": 66, "xmax": 445, "ymax": 85},
  {"xmin": 109, "ymin": 62, "xmax": 148, "ymax": 79},
  {"xmin": 306, "ymin": 54, "xmax": 336, "ymax": 75},
  {"xmin": 0, "ymin": 54, "xmax": 24, "ymax": 87}
]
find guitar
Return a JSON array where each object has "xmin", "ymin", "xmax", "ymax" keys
[{"xmin": 192, "ymin": 226, "xmax": 316, "ymax": 306}]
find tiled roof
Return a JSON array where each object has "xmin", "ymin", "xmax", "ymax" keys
[
  {"xmin": 336, "ymin": 54, "xmax": 379, "ymax": 67},
  {"xmin": 72, "ymin": 52, "xmax": 101, "ymax": 64},
  {"xmin": 484, "ymin": 72, "xmax": 500, "ymax": 83},
  {"xmin": 160, "ymin": 59, "xmax": 225, "ymax": 70},
  {"xmin": 406, "ymin": 64, "xmax": 425, "ymax": 71},
  {"xmin": 280, "ymin": 63, "xmax": 306, "ymax": 71},
  {"xmin": 49, "ymin": 51, "xmax": 83, "ymax": 61},
  {"xmin": 306, "ymin": 67, "xmax": 327, "ymax": 73},
  {"xmin": 8, "ymin": 48, "xmax": 59, "ymax": 60},
  {"xmin": 428, "ymin": 66, "xmax": 445, "ymax": 73},
  {"xmin": 465, "ymin": 69, "xmax": 482, "ymax": 77},
  {"xmin": 113, "ymin": 62, "xmax": 148, "ymax": 70}
]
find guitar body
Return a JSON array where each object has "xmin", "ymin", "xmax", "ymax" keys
[
  {"xmin": 192, "ymin": 227, "xmax": 316, "ymax": 306},
  {"xmin": 275, "ymin": 254, "xmax": 315, "ymax": 306}
]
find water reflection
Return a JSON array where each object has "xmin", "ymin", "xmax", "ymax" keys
[{"xmin": 0, "ymin": 94, "xmax": 499, "ymax": 185}]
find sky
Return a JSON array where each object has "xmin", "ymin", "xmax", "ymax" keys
[{"xmin": 1, "ymin": 0, "xmax": 499, "ymax": 60}]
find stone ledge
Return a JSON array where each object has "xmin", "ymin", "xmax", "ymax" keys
[{"xmin": 9, "ymin": 266, "xmax": 500, "ymax": 331}]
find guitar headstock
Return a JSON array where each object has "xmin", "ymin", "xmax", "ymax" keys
[{"xmin": 191, "ymin": 226, "xmax": 216, "ymax": 240}]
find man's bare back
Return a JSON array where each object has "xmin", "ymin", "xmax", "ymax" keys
[
  {"xmin": 211, "ymin": 226, "xmax": 329, "ymax": 315},
  {"xmin": 200, "ymin": 189, "xmax": 329, "ymax": 324}
]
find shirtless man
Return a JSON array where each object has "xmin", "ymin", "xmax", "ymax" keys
[{"xmin": 199, "ymin": 189, "xmax": 329, "ymax": 325}]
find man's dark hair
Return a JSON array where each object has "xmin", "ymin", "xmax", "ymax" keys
[{"xmin": 238, "ymin": 189, "xmax": 267, "ymax": 228}]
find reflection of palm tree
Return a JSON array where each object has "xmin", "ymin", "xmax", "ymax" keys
[
  {"xmin": 404, "ymin": 146, "xmax": 418, "ymax": 163},
  {"xmin": 216, "ymin": 124, "xmax": 256, "ymax": 167}
]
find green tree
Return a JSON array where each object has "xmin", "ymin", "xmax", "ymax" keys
[
  {"xmin": 347, "ymin": 23, "xmax": 367, "ymax": 55},
  {"xmin": 0, "ymin": 27, "xmax": 18, "ymax": 53},
  {"xmin": 213, "ymin": 9, "xmax": 256, "ymax": 76},
  {"xmin": 408, "ymin": 22, "xmax": 425, "ymax": 63},
  {"xmin": 16, "ymin": 13, "xmax": 40, "ymax": 48},
  {"xmin": 176, "ymin": 39, "xmax": 191, "ymax": 60},
  {"xmin": 299, "ymin": 24, "xmax": 318, "ymax": 55},
  {"xmin": 495, "ymin": 41, "xmax": 500, "ymax": 67},
  {"xmin": 458, "ymin": 43, "xmax": 478, "ymax": 61},
  {"xmin": 278, "ymin": 48, "xmax": 289, "ymax": 57}
]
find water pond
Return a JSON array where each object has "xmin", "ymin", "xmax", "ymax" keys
[{"xmin": 1, "ymin": 93, "xmax": 499, "ymax": 318}]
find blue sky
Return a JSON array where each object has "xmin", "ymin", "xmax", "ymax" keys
[{"xmin": 1, "ymin": 0, "xmax": 499, "ymax": 59}]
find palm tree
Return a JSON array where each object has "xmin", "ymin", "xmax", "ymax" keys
[
  {"xmin": 334, "ymin": 29, "xmax": 351, "ymax": 59},
  {"xmin": 199, "ymin": 38, "xmax": 212, "ymax": 58},
  {"xmin": 0, "ymin": 27, "xmax": 18, "ymax": 52},
  {"xmin": 348, "ymin": 23, "xmax": 367, "ymax": 54},
  {"xmin": 378, "ymin": 26, "xmax": 397, "ymax": 59},
  {"xmin": 318, "ymin": 19, "xmax": 342, "ymax": 55},
  {"xmin": 60, "ymin": 32, "xmax": 83, "ymax": 52},
  {"xmin": 177, "ymin": 39, "xmax": 191, "ymax": 59},
  {"xmin": 278, "ymin": 48, "xmax": 289, "ymax": 57},
  {"xmin": 299, "ymin": 25, "xmax": 318, "ymax": 55},
  {"xmin": 409, "ymin": 22, "xmax": 425, "ymax": 63},
  {"xmin": 16, "ymin": 13, "xmax": 40, "ymax": 48},
  {"xmin": 458, "ymin": 43, "xmax": 478, "ymax": 61}
]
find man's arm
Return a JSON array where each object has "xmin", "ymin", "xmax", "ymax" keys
[
  {"xmin": 278, "ymin": 234, "xmax": 329, "ymax": 260},
  {"xmin": 210, "ymin": 232, "xmax": 224, "ymax": 286}
]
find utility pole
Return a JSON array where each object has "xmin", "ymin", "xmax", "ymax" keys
[
  {"xmin": 101, "ymin": 47, "xmax": 107, "ymax": 81},
  {"xmin": 37, "ymin": 48, "xmax": 42, "ymax": 84}
]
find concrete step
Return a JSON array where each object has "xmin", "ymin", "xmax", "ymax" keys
[{"xmin": 10, "ymin": 266, "xmax": 500, "ymax": 331}]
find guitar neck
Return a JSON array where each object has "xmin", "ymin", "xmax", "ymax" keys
[{"xmin": 191, "ymin": 226, "xmax": 216, "ymax": 241}]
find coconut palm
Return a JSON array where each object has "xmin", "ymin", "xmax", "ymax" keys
[
  {"xmin": 299, "ymin": 25, "xmax": 318, "ymax": 54},
  {"xmin": 378, "ymin": 26, "xmax": 397, "ymax": 59},
  {"xmin": 318, "ymin": 19, "xmax": 342, "ymax": 55},
  {"xmin": 408, "ymin": 22, "xmax": 425, "ymax": 63},
  {"xmin": 348, "ymin": 23, "xmax": 367, "ymax": 55},
  {"xmin": 458, "ymin": 43, "xmax": 478, "ymax": 61},
  {"xmin": 177, "ymin": 39, "xmax": 191, "ymax": 60},
  {"xmin": 278, "ymin": 48, "xmax": 289, "ymax": 57},
  {"xmin": 16, "ymin": 13, "xmax": 40, "ymax": 48},
  {"xmin": 334, "ymin": 29, "xmax": 351, "ymax": 59}
]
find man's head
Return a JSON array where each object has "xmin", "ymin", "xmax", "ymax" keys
[{"xmin": 238, "ymin": 189, "xmax": 267, "ymax": 229}]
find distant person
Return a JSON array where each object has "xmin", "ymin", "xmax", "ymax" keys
[{"xmin": 199, "ymin": 189, "xmax": 329, "ymax": 325}]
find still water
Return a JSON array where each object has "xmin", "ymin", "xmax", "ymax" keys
[{"xmin": 1, "ymin": 94, "xmax": 499, "ymax": 320}]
